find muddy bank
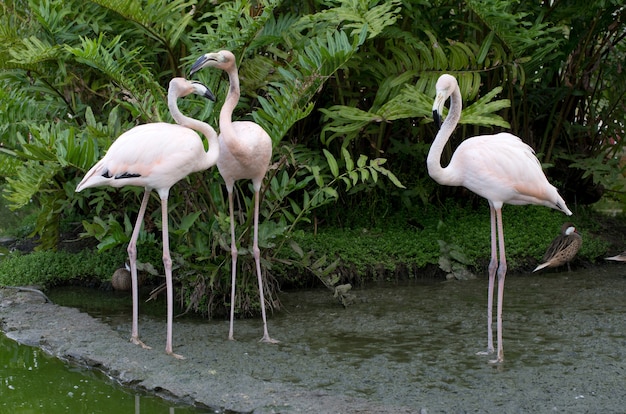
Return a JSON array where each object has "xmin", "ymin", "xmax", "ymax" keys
[{"xmin": 1, "ymin": 266, "xmax": 626, "ymax": 413}]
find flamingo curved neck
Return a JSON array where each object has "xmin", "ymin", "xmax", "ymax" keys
[
  {"xmin": 426, "ymin": 86, "xmax": 463, "ymax": 186},
  {"xmin": 168, "ymin": 92, "xmax": 219, "ymax": 168},
  {"xmin": 218, "ymin": 64, "xmax": 252, "ymax": 159},
  {"xmin": 220, "ymin": 66, "xmax": 240, "ymax": 136}
]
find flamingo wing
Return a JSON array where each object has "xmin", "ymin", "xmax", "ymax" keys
[
  {"xmin": 77, "ymin": 123, "xmax": 205, "ymax": 192},
  {"xmin": 451, "ymin": 133, "xmax": 562, "ymax": 207}
]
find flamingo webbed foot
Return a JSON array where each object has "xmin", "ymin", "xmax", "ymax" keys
[
  {"xmin": 488, "ymin": 355, "xmax": 504, "ymax": 364},
  {"xmin": 476, "ymin": 347, "xmax": 495, "ymax": 356},
  {"xmin": 167, "ymin": 350, "xmax": 185, "ymax": 360},
  {"xmin": 260, "ymin": 335, "xmax": 280, "ymax": 344},
  {"xmin": 131, "ymin": 337, "xmax": 152, "ymax": 350}
]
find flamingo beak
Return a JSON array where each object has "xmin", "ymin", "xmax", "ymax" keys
[
  {"xmin": 432, "ymin": 92, "xmax": 445, "ymax": 129},
  {"xmin": 556, "ymin": 201, "xmax": 573, "ymax": 216},
  {"xmin": 433, "ymin": 110, "xmax": 442, "ymax": 129},
  {"xmin": 189, "ymin": 53, "xmax": 221, "ymax": 77},
  {"xmin": 190, "ymin": 80, "xmax": 216, "ymax": 101},
  {"xmin": 201, "ymin": 86, "xmax": 216, "ymax": 101},
  {"xmin": 189, "ymin": 54, "xmax": 209, "ymax": 76}
]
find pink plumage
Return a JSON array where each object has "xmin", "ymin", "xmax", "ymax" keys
[
  {"xmin": 76, "ymin": 78, "xmax": 219, "ymax": 358},
  {"xmin": 190, "ymin": 50, "xmax": 277, "ymax": 343},
  {"xmin": 427, "ymin": 74, "xmax": 571, "ymax": 363}
]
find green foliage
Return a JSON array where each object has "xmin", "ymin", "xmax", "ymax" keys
[
  {"xmin": 467, "ymin": 0, "xmax": 564, "ymax": 82},
  {"xmin": 253, "ymin": 27, "xmax": 368, "ymax": 143},
  {"xmin": 0, "ymin": 248, "xmax": 128, "ymax": 287},
  {"xmin": 284, "ymin": 202, "xmax": 611, "ymax": 286},
  {"xmin": 89, "ymin": 0, "xmax": 196, "ymax": 51},
  {"xmin": 0, "ymin": 0, "xmax": 624, "ymax": 318},
  {"xmin": 287, "ymin": 226, "xmax": 438, "ymax": 281},
  {"xmin": 300, "ymin": 0, "xmax": 401, "ymax": 39},
  {"xmin": 65, "ymin": 34, "xmax": 160, "ymax": 120}
]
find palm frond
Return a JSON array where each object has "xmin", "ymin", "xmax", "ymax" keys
[
  {"xmin": 5, "ymin": 36, "xmax": 63, "ymax": 69},
  {"xmin": 89, "ymin": 0, "xmax": 196, "ymax": 48},
  {"xmin": 467, "ymin": 0, "xmax": 563, "ymax": 78},
  {"xmin": 65, "ymin": 34, "xmax": 162, "ymax": 121},
  {"xmin": 300, "ymin": 0, "xmax": 401, "ymax": 39},
  {"xmin": 253, "ymin": 28, "xmax": 367, "ymax": 143}
]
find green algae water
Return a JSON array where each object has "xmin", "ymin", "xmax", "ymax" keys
[{"xmin": 0, "ymin": 334, "xmax": 202, "ymax": 413}]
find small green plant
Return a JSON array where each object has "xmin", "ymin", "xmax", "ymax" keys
[
  {"xmin": 436, "ymin": 221, "xmax": 475, "ymax": 280},
  {"xmin": 0, "ymin": 248, "xmax": 128, "ymax": 287}
]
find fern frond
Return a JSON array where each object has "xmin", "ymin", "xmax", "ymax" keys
[
  {"xmin": 253, "ymin": 28, "xmax": 367, "ymax": 143},
  {"xmin": 90, "ymin": 0, "xmax": 196, "ymax": 49},
  {"xmin": 378, "ymin": 84, "xmax": 435, "ymax": 121},
  {"xmin": 461, "ymin": 86, "xmax": 511, "ymax": 128},
  {"xmin": 0, "ymin": 78, "xmax": 55, "ymax": 143},
  {"xmin": 7, "ymin": 36, "xmax": 63, "ymax": 68},
  {"xmin": 303, "ymin": 0, "xmax": 401, "ymax": 39},
  {"xmin": 65, "ymin": 33, "xmax": 162, "ymax": 121},
  {"xmin": 467, "ymin": 0, "xmax": 563, "ymax": 77},
  {"xmin": 190, "ymin": 0, "xmax": 281, "ymax": 56},
  {"xmin": 0, "ymin": 151, "xmax": 21, "ymax": 177},
  {"xmin": 319, "ymin": 82, "xmax": 431, "ymax": 146},
  {"xmin": 66, "ymin": 34, "xmax": 138, "ymax": 94},
  {"xmin": 321, "ymin": 77, "xmax": 510, "ymax": 147},
  {"xmin": 250, "ymin": 14, "xmax": 300, "ymax": 51},
  {"xmin": 319, "ymin": 106, "xmax": 379, "ymax": 145},
  {"xmin": 4, "ymin": 161, "xmax": 60, "ymax": 209}
]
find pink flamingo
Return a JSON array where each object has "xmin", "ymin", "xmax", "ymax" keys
[
  {"xmin": 190, "ymin": 50, "xmax": 277, "ymax": 343},
  {"xmin": 427, "ymin": 74, "xmax": 572, "ymax": 363},
  {"xmin": 76, "ymin": 78, "xmax": 219, "ymax": 358}
]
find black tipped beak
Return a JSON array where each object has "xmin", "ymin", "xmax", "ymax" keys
[
  {"xmin": 190, "ymin": 80, "xmax": 216, "ymax": 102},
  {"xmin": 433, "ymin": 110, "xmax": 442, "ymax": 129},
  {"xmin": 189, "ymin": 55, "xmax": 208, "ymax": 77},
  {"xmin": 204, "ymin": 87, "xmax": 216, "ymax": 102}
]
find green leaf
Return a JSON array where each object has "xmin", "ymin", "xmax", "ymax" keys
[
  {"xmin": 312, "ymin": 165, "xmax": 324, "ymax": 187},
  {"xmin": 342, "ymin": 147, "xmax": 354, "ymax": 172},
  {"xmin": 177, "ymin": 211, "xmax": 202, "ymax": 234},
  {"xmin": 323, "ymin": 149, "xmax": 339, "ymax": 178},
  {"xmin": 371, "ymin": 158, "xmax": 405, "ymax": 188},
  {"xmin": 357, "ymin": 154, "xmax": 367, "ymax": 168},
  {"xmin": 477, "ymin": 31, "xmax": 495, "ymax": 65}
]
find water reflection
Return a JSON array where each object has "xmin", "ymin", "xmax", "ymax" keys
[{"xmin": 0, "ymin": 334, "xmax": 202, "ymax": 413}]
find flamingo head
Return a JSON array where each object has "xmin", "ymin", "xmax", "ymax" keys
[
  {"xmin": 189, "ymin": 50, "xmax": 236, "ymax": 76},
  {"xmin": 432, "ymin": 74, "xmax": 457, "ymax": 129},
  {"xmin": 169, "ymin": 78, "xmax": 215, "ymax": 101}
]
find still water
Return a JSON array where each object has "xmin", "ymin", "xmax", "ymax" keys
[
  {"xmin": 1, "ymin": 316, "xmax": 204, "ymax": 414},
  {"xmin": 0, "ymin": 333, "xmax": 204, "ymax": 413},
  {"xmin": 2, "ymin": 265, "xmax": 626, "ymax": 412}
]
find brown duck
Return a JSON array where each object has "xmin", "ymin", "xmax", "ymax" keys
[{"xmin": 533, "ymin": 223, "xmax": 582, "ymax": 272}]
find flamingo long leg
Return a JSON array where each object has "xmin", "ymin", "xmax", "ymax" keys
[
  {"xmin": 228, "ymin": 190, "xmax": 237, "ymax": 341},
  {"xmin": 253, "ymin": 190, "xmax": 278, "ymax": 343},
  {"xmin": 160, "ymin": 196, "xmax": 184, "ymax": 359},
  {"xmin": 478, "ymin": 204, "xmax": 498, "ymax": 356},
  {"xmin": 127, "ymin": 189, "xmax": 152, "ymax": 350},
  {"xmin": 492, "ymin": 207, "xmax": 507, "ymax": 364}
]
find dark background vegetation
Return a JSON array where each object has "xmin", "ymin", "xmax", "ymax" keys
[{"xmin": 1, "ymin": 0, "xmax": 625, "ymax": 318}]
